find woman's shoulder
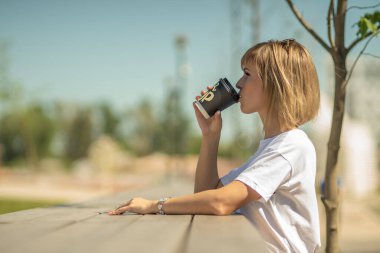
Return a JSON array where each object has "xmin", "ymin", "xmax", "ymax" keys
[{"xmin": 266, "ymin": 129, "xmax": 315, "ymax": 155}]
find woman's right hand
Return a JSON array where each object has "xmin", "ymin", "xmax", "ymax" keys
[{"xmin": 193, "ymin": 86, "xmax": 222, "ymax": 140}]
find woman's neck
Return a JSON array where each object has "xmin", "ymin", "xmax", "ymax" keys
[
  {"xmin": 263, "ymin": 126, "xmax": 282, "ymax": 139},
  {"xmin": 259, "ymin": 112, "xmax": 294, "ymax": 139}
]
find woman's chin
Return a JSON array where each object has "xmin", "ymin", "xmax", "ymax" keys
[
  {"xmin": 240, "ymin": 104, "xmax": 255, "ymax": 114},
  {"xmin": 240, "ymin": 104, "xmax": 249, "ymax": 114}
]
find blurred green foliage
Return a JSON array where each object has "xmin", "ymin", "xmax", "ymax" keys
[
  {"xmin": 356, "ymin": 11, "xmax": 380, "ymax": 38},
  {"xmin": 64, "ymin": 108, "xmax": 93, "ymax": 161},
  {"xmin": 126, "ymin": 99, "xmax": 160, "ymax": 156},
  {"xmin": 157, "ymin": 86, "xmax": 191, "ymax": 156},
  {"xmin": 0, "ymin": 197, "xmax": 64, "ymax": 214},
  {"xmin": 0, "ymin": 43, "xmax": 258, "ymax": 169},
  {"xmin": 0, "ymin": 105, "xmax": 55, "ymax": 165},
  {"xmin": 99, "ymin": 102, "xmax": 121, "ymax": 139}
]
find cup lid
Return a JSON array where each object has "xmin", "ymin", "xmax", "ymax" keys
[{"xmin": 220, "ymin": 78, "xmax": 240, "ymax": 102}]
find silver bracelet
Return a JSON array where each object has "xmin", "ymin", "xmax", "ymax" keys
[{"xmin": 157, "ymin": 197, "xmax": 171, "ymax": 215}]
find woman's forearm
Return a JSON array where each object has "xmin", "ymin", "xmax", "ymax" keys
[
  {"xmin": 159, "ymin": 189, "xmax": 223, "ymax": 215},
  {"xmin": 108, "ymin": 191, "xmax": 222, "ymax": 216},
  {"xmin": 194, "ymin": 137, "xmax": 220, "ymax": 193},
  {"xmin": 155, "ymin": 181, "xmax": 252, "ymax": 215},
  {"xmin": 108, "ymin": 181, "xmax": 254, "ymax": 216}
]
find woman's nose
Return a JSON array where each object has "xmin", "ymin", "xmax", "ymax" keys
[{"xmin": 236, "ymin": 78, "xmax": 243, "ymax": 90}]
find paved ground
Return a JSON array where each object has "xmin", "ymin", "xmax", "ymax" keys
[{"xmin": 319, "ymin": 196, "xmax": 380, "ymax": 253}]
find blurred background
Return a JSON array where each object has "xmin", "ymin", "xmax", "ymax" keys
[{"xmin": 0, "ymin": 0, "xmax": 379, "ymax": 249}]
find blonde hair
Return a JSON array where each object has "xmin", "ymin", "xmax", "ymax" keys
[{"xmin": 241, "ymin": 39, "xmax": 320, "ymax": 130}]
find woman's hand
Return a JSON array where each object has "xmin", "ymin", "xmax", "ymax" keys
[
  {"xmin": 194, "ymin": 86, "xmax": 222, "ymax": 140},
  {"xmin": 108, "ymin": 198, "xmax": 157, "ymax": 215}
]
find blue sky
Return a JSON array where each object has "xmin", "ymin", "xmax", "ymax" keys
[{"xmin": 0, "ymin": 0, "xmax": 379, "ymax": 113}]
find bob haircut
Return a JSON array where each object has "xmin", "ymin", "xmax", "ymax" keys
[{"xmin": 241, "ymin": 39, "xmax": 320, "ymax": 130}]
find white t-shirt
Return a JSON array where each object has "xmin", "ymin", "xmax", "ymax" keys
[{"xmin": 221, "ymin": 129, "xmax": 321, "ymax": 253}]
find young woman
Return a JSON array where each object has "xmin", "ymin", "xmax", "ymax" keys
[{"xmin": 109, "ymin": 39, "xmax": 321, "ymax": 253}]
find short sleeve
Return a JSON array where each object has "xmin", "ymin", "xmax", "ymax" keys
[
  {"xmin": 220, "ymin": 166, "xmax": 244, "ymax": 186},
  {"xmin": 235, "ymin": 150, "xmax": 291, "ymax": 202}
]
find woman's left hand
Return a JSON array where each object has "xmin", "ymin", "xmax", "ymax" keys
[{"xmin": 108, "ymin": 198, "xmax": 157, "ymax": 215}]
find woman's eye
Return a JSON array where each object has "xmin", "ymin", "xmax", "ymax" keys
[{"xmin": 244, "ymin": 71, "xmax": 250, "ymax": 76}]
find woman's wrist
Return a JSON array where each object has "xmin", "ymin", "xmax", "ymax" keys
[
  {"xmin": 200, "ymin": 136, "xmax": 220, "ymax": 156},
  {"xmin": 150, "ymin": 200, "xmax": 159, "ymax": 214},
  {"xmin": 150, "ymin": 198, "xmax": 171, "ymax": 214},
  {"xmin": 202, "ymin": 133, "xmax": 221, "ymax": 143}
]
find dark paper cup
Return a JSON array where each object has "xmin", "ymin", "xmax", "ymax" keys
[{"xmin": 195, "ymin": 78, "xmax": 239, "ymax": 119}]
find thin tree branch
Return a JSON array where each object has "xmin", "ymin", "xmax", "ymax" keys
[
  {"xmin": 335, "ymin": 0, "xmax": 347, "ymax": 49},
  {"xmin": 363, "ymin": 53, "xmax": 380, "ymax": 59},
  {"xmin": 343, "ymin": 34, "xmax": 377, "ymax": 90},
  {"xmin": 284, "ymin": 0, "xmax": 331, "ymax": 52},
  {"xmin": 346, "ymin": 2, "xmax": 380, "ymax": 12},
  {"xmin": 347, "ymin": 30, "xmax": 379, "ymax": 52},
  {"xmin": 327, "ymin": 0, "xmax": 335, "ymax": 48}
]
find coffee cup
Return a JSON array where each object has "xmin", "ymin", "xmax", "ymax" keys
[{"xmin": 195, "ymin": 78, "xmax": 240, "ymax": 119}]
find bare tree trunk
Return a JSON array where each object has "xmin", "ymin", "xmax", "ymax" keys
[
  {"xmin": 322, "ymin": 2, "xmax": 347, "ymax": 252},
  {"xmin": 285, "ymin": 0, "xmax": 379, "ymax": 252},
  {"xmin": 322, "ymin": 55, "xmax": 347, "ymax": 253}
]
